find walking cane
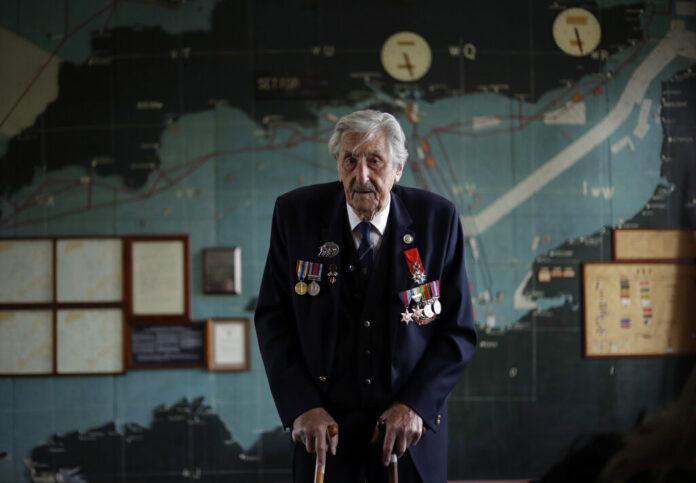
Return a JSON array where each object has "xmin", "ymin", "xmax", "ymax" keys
[
  {"xmin": 377, "ymin": 420, "xmax": 399, "ymax": 483},
  {"xmin": 313, "ymin": 423, "xmax": 339, "ymax": 483}
]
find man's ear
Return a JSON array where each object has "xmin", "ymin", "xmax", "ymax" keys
[{"xmin": 394, "ymin": 162, "xmax": 403, "ymax": 182}]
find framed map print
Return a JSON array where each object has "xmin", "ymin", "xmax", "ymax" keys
[
  {"xmin": 56, "ymin": 308, "xmax": 125, "ymax": 374},
  {"xmin": 0, "ymin": 310, "xmax": 53, "ymax": 375},
  {"xmin": 56, "ymin": 238, "xmax": 123, "ymax": 302},
  {"xmin": 0, "ymin": 239, "xmax": 53, "ymax": 303}
]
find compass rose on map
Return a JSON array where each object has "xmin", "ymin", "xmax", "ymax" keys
[{"xmin": 380, "ymin": 31, "xmax": 432, "ymax": 82}]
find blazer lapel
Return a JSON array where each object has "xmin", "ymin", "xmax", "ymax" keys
[
  {"xmin": 318, "ymin": 188, "xmax": 347, "ymax": 375},
  {"xmin": 385, "ymin": 190, "xmax": 416, "ymax": 360}
]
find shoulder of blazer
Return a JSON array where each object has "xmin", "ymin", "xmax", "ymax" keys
[{"xmin": 391, "ymin": 184, "xmax": 457, "ymax": 217}]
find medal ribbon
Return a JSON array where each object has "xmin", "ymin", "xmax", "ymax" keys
[
  {"xmin": 399, "ymin": 290, "xmax": 411, "ymax": 307},
  {"xmin": 431, "ymin": 280, "xmax": 440, "ymax": 298},
  {"xmin": 403, "ymin": 248, "xmax": 425, "ymax": 275},
  {"xmin": 296, "ymin": 260, "xmax": 310, "ymax": 280},
  {"xmin": 308, "ymin": 262, "xmax": 323, "ymax": 281}
]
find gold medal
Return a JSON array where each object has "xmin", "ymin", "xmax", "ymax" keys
[{"xmin": 295, "ymin": 281, "xmax": 308, "ymax": 295}]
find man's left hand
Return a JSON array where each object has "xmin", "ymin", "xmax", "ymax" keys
[{"xmin": 370, "ymin": 402, "xmax": 423, "ymax": 466}]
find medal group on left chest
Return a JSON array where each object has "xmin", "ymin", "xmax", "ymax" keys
[{"xmin": 399, "ymin": 247, "xmax": 441, "ymax": 326}]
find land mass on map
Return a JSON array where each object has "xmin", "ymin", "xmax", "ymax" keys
[
  {"xmin": 0, "ymin": 0, "xmax": 642, "ymax": 213},
  {"xmin": 27, "ymin": 397, "xmax": 292, "ymax": 482}
]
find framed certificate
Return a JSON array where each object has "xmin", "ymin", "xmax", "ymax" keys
[
  {"xmin": 0, "ymin": 310, "xmax": 53, "ymax": 375},
  {"xmin": 125, "ymin": 235, "xmax": 191, "ymax": 323},
  {"xmin": 56, "ymin": 308, "xmax": 125, "ymax": 374},
  {"xmin": 0, "ymin": 239, "xmax": 53, "ymax": 304},
  {"xmin": 206, "ymin": 318, "xmax": 250, "ymax": 371},
  {"xmin": 56, "ymin": 238, "xmax": 123, "ymax": 302},
  {"xmin": 203, "ymin": 247, "xmax": 242, "ymax": 294}
]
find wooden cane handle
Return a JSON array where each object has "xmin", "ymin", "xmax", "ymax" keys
[{"xmin": 328, "ymin": 423, "xmax": 339, "ymax": 437}]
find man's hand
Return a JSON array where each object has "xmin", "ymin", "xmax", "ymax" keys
[
  {"xmin": 370, "ymin": 402, "xmax": 423, "ymax": 466},
  {"xmin": 291, "ymin": 408, "xmax": 339, "ymax": 466}
]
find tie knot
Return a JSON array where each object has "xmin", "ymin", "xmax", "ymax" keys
[{"xmin": 358, "ymin": 221, "xmax": 372, "ymax": 244}]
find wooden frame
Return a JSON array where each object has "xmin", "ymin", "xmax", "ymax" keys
[
  {"xmin": 0, "ymin": 309, "xmax": 54, "ymax": 376},
  {"xmin": 126, "ymin": 322, "xmax": 206, "ymax": 370},
  {"xmin": 206, "ymin": 318, "xmax": 250, "ymax": 371},
  {"xmin": 0, "ymin": 237, "xmax": 126, "ymax": 376},
  {"xmin": 124, "ymin": 235, "xmax": 191, "ymax": 323},
  {"xmin": 203, "ymin": 247, "xmax": 242, "ymax": 294},
  {"xmin": 55, "ymin": 308, "xmax": 126, "ymax": 375},
  {"xmin": 56, "ymin": 238, "xmax": 123, "ymax": 303},
  {"xmin": 0, "ymin": 238, "xmax": 53, "ymax": 304},
  {"xmin": 613, "ymin": 228, "xmax": 696, "ymax": 261},
  {"xmin": 582, "ymin": 261, "xmax": 696, "ymax": 358}
]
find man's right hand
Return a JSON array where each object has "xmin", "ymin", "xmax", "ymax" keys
[{"xmin": 291, "ymin": 408, "xmax": 339, "ymax": 466}]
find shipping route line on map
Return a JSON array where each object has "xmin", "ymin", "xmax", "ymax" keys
[{"xmin": 459, "ymin": 22, "xmax": 696, "ymax": 238}]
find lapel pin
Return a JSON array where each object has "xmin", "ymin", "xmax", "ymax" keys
[{"xmin": 318, "ymin": 241, "xmax": 340, "ymax": 258}]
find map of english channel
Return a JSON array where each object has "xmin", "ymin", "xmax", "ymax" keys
[{"xmin": 1, "ymin": 0, "xmax": 695, "ymax": 480}]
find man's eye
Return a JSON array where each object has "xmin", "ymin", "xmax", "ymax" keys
[
  {"xmin": 370, "ymin": 158, "xmax": 383, "ymax": 167},
  {"xmin": 344, "ymin": 158, "xmax": 356, "ymax": 168}
]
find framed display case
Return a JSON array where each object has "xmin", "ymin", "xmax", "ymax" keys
[{"xmin": 203, "ymin": 247, "xmax": 242, "ymax": 294}]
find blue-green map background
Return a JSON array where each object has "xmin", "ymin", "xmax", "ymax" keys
[{"xmin": 1, "ymin": 0, "xmax": 695, "ymax": 480}]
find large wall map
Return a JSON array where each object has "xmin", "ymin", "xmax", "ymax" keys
[{"xmin": 1, "ymin": 0, "xmax": 695, "ymax": 481}]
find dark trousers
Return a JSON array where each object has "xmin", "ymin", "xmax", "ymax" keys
[{"xmin": 292, "ymin": 413, "xmax": 423, "ymax": 483}]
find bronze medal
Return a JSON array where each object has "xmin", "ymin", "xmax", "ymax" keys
[{"xmin": 295, "ymin": 281, "xmax": 308, "ymax": 295}]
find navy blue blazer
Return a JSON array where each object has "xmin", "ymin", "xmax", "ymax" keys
[{"xmin": 255, "ymin": 181, "xmax": 477, "ymax": 482}]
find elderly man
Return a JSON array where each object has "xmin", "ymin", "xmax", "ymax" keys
[{"xmin": 255, "ymin": 110, "xmax": 476, "ymax": 482}]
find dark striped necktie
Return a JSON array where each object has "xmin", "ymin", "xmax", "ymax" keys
[{"xmin": 357, "ymin": 221, "xmax": 374, "ymax": 274}]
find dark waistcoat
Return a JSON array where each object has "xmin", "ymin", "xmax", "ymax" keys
[{"xmin": 326, "ymin": 216, "xmax": 393, "ymax": 416}]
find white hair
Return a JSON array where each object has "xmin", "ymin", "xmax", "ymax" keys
[{"xmin": 328, "ymin": 110, "xmax": 409, "ymax": 169}]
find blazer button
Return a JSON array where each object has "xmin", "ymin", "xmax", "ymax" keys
[
  {"xmin": 363, "ymin": 320, "xmax": 371, "ymax": 328},
  {"xmin": 435, "ymin": 414, "xmax": 441, "ymax": 425},
  {"xmin": 318, "ymin": 376, "xmax": 327, "ymax": 382},
  {"xmin": 349, "ymin": 264, "xmax": 356, "ymax": 272},
  {"xmin": 363, "ymin": 378, "xmax": 372, "ymax": 385}
]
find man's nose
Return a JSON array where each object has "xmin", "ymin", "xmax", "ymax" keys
[{"xmin": 356, "ymin": 159, "xmax": 370, "ymax": 182}]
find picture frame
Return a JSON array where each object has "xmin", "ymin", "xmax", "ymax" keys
[
  {"xmin": 206, "ymin": 318, "xmax": 250, "ymax": 371},
  {"xmin": 0, "ymin": 239, "xmax": 53, "ymax": 304},
  {"xmin": 0, "ymin": 310, "xmax": 54, "ymax": 375},
  {"xmin": 56, "ymin": 308, "xmax": 126, "ymax": 375},
  {"xmin": 203, "ymin": 247, "xmax": 242, "ymax": 294},
  {"xmin": 56, "ymin": 237, "xmax": 123, "ymax": 303},
  {"xmin": 127, "ymin": 322, "xmax": 205, "ymax": 370},
  {"xmin": 125, "ymin": 235, "xmax": 191, "ymax": 323}
]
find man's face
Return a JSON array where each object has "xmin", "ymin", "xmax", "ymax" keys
[{"xmin": 337, "ymin": 129, "xmax": 403, "ymax": 221}]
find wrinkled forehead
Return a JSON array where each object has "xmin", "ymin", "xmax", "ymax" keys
[{"xmin": 339, "ymin": 129, "xmax": 389, "ymax": 157}]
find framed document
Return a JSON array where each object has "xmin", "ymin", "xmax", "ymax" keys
[
  {"xmin": 0, "ymin": 310, "xmax": 53, "ymax": 375},
  {"xmin": 127, "ymin": 323, "xmax": 205, "ymax": 369},
  {"xmin": 56, "ymin": 308, "xmax": 125, "ymax": 374},
  {"xmin": 583, "ymin": 261, "xmax": 696, "ymax": 357},
  {"xmin": 56, "ymin": 238, "xmax": 123, "ymax": 302},
  {"xmin": 125, "ymin": 235, "xmax": 191, "ymax": 322},
  {"xmin": 206, "ymin": 318, "xmax": 250, "ymax": 371},
  {"xmin": 0, "ymin": 239, "xmax": 53, "ymax": 304},
  {"xmin": 203, "ymin": 247, "xmax": 242, "ymax": 294},
  {"xmin": 613, "ymin": 228, "xmax": 696, "ymax": 260}
]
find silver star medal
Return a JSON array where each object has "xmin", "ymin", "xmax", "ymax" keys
[{"xmin": 400, "ymin": 310, "xmax": 413, "ymax": 325}]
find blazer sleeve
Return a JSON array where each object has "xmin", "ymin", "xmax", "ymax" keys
[
  {"xmin": 254, "ymin": 198, "xmax": 324, "ymax": 428},
  {"xmin": 396, "ymin": 205, "xmax": 477, "ymax": 431}
]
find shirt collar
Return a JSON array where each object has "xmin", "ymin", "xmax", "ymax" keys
[{"xmin": 346, "ymin": 193, "xmax": 391, "ymax": 235}]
